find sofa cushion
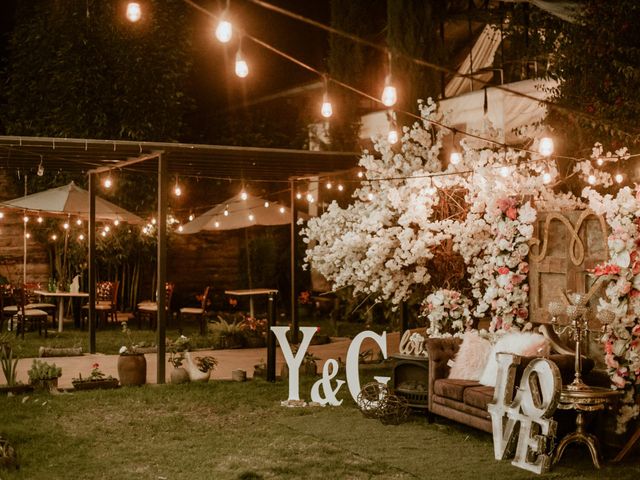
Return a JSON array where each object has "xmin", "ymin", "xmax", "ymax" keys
[
  {"xmin": 463, "ymin": 385, "xmax": 495, "ymax": 411},
  {"xmin": 432, "ymin": 394, "xmax": 492, "ymax": 421},
  {"xmin": 448, "ymin": 331, "xmax": 492, "ymax": 381},
  {"xmin": 434, "ymin": 379, "xmax": 480, "ymax": 402}
]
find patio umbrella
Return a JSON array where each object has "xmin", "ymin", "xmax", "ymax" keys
[
  {"xmin": 178, "ymin": 192, "xmax": 292, "ymax": 316},
  {"xmin": 1, "ymin": 181, "xmax": 143, "ymax": 283}
]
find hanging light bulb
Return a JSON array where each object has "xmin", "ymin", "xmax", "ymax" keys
[
  {"xmin": 306, "ymin": 193, "xmax": 314, "ymax": 203},
  {"xmin": 588, "ymin": 174, "xmax": 597, "ymax": 185},
  {"xmin": 23, "ymin": 215, "xmax": 29, "ymax": 223},
  {"xmin": 174, "ymin": 178, "xmax": 182, "ymax": 197},
  {"xmin": 37, "ymin": 157, "xmax": 44, "ymax": 176},
  {"xmin": 215, "ymin": 19, "xmax": 232, "ymax": 43},
  {"xmin": 240, "ymin": 190, "xmax": 248, "ymax": 201},
  {"xmin": 78, "ymin": 234, "xmax": 85, "ymax": 241},
  {"xmin": 63, "ymin": 222, "xmax": 69, "ymax": 230},
  {"xmin": 296, "ymin": 192, "xmax": 302, "ymax": 200},
  {"xmin": 51, "ymin": 234, "xmax": 57, "ymax": 241},
  {"xmin": 235, "ymin": 45, "xmax": 249, "ymax": 78},
  {"xmin": 615, "ymin": 173, "xmax": 624, "ymax": 184},
  {"xmin": 177, "ymin": 225, "xmax": 184, "ymax": 232},
  {"xmin": 224, "ymin": 206, "xmax": 229, "ymax": 216},
  {"xmin": 126, "ymin": 2, "xmax": 142, "ymax": 22},
  {"xmin": 337, "ymin": 184, "xmax": 344, "ymax": 192},
  {"xmin": 104, "ymin": 225, "xmax": 110, "ymax": 233},
  {"xmin": 76, "ymin": 219, "xmax": 82, "ymax": 226},
  {"xmin": 279, "ymin": 207, "xmax": 285, "ymax": 214},
  {"xmin": 37, "ymin": 216, "xmax": 43, "ymax": 224},
  {"xmin": 114, "ymin": 219, "xmax": 120, "ymax": 226},
  {"xmin": 538, "ymin": 137, "xmax": 554, "ymax": 157},
  {"xmin": 264, "ymin": 201, "xmax": 270, "ymax": 208},
  {"xmin": 388, "ymin": 128, "xmax": 399, "ymax": 145},
  {"xmin": 248, "ymin": 213, "xmax": 255, "ymax": 221},
  {"xmin": 542, "ymin": 171, "xmax": 552, "ymax": 184},
  {"xmin": 25, "ymin": 233, "xmax": 31, "ymax": 239},
  {"xmin": 320, "ymin": 76, "xmax": 333, "ymax": 118},
  {"xmin": 188, "ymin": 213, "xmax": 195, "ymax": 222},
  {"xmin": 450, "ymin": 151, "xmax": 462, "ymax": 166},
  {"xmin": 103, "ymin": 175, "xmax": 113, "ymax": 189},
  {"xmin": 326, "ymin": 182, "xmax": 332, "ymax": 189},
  {"xmin": 0, "ymin": 212, "xmax": 4, "ymax": 219},
  {"xmin": 596, "ymin": 157, "xmax": 604, "ymax": 167},
  {"xmin": 151, "ymin": 218, "xmax": 156, "ymax": 225},
  {"xmin": 381, "ymin": 76, "xmax": 397, "ymax": 107},
  {"xmin": 101, "ymin": 230, "xmax": 107, "ymax": 237},
  {"xmin": 357, "ymin": 171, "xmax": 363, "ymax": 178}
]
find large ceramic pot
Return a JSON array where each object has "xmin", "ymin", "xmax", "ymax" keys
[
  {"xmin": 117, "ymin": 353, "xmax": 147, "ymax": 386},
  {"xmin": 170, "ymin": 367, "xmax": 190, "ymax": 384}
]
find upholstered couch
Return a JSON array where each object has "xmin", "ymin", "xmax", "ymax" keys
[{"xmin": 425, "ymin": 337, "xmax": 595, "ymax": 433}]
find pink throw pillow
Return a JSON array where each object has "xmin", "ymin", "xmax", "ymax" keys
[{"xmin": 447, "ymin": 331, "xmax": 492, "ymax": 381}]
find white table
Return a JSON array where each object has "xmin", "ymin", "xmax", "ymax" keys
[
  {"xmin": 225, "ymin": 288, "xmax": 278, "ymax": 318},
  {"xmin": 34, "ymin": 290, "xmax": 89, "ymax": 332}
]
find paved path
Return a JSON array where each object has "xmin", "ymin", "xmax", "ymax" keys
[{"xmin": 2, "ymin": 332, "xmax": 402, "ymax": 388}]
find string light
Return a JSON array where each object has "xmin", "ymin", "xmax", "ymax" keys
[
  {"xmin": 215, "ymin": 0, "xmax": 232, "ymax": 42},
  {"xmin": 23, "ymin": 215, "xmax": 29, "ymax": 223},
  {"xmin": 588, "ymin": 174, "xmax": 597, "ymax": 185},
  {"xmin": 188, "ymin": 213, "xmax": 195, "ymax": 221},
  {"xmin": 37, "ymin": 216, "xmax": 43, "ymax": 224},
  {"xmin": 63, "ymin": 222, "xmax": 69, "ymax": 230},
  {"xmin": 103, "ymin": 175, "xmax": 113, "ymax": 189},
  {"xmin": 499, "ymin": 166, "xmax": 510, "ymax": 178},
  {"xmin": 279, "ymin": 206, "xmax": 285, "ymax": 214},
  {"xmin": 387, "ymin": 128, "xmax": 399, "ymax": 145},
  {"xmin": 264, "ymin": 201, "xmax": 270, "ymax": 208},
  {"xmin": 306, "ymin": 193, "xmax": 314, "ymax": 203},
  {"xmin": 151, "ymin": 218, "xmax": 157, "ymax": 225},
  {"xmin": 381, "ymin": 54, "xmax": 397, "ymax": 107},
  {"xmin": 114, "ymin": 219, "xmax": 120, "ymax": 226},
  {"xmin": 450, "ymin": 152, "xmax": 462, "ymax": 165},
  {"xmin": 126, "ymin": 2, "xmax": 142, "ymax": 22},
  {"xmin": 538, "ymin": 137, "xmax": 554, "ymax": 157},
  {"xmin": 78, "ymin": 234, "xmax": 85, "ymax": 241},
  {"xmin": 325, "ymin": 182, "xmax": 332, "ymax": 189},
  {"xmin": 596, "ymin": 157, "xmax": 604, "ymax": 167},
  {"xmin": 615, "ymin": 173, "xmax": 624, "ymax": 184},
  {"xmin": 174, "ymin": 177, "xmax": 182, "ymax": 197},
  {"xmin": 104, "ymin": 225, "xmax": 110, "ymax": 232},
  {"xmin": 0, "ymin": 212, "xmax": 3, "ymax": 219},
  {"xmin": 542, "ymin": 171, "xmax": 552, "ymax": 184},
  {"xmin": 248, "ymin": 213, "xmax": 255, "ymax": 221},
  {"xmin": 101, "ymin": 230, "xmax": 107, "ymax": 237},
  {"xmin": 240, "ymin": 190, "xmax": 248, "ymax": 201},
  {"xmin": 224, "ymin": 205, "xmax": 229, "ymax": 216},
  {"xmin": 357, "ymin": 171, "xmax": 363, "ymax": 179},
  {"xmin": 177, "ymin": 225, "xmax": 184, "ymax": 232},
  {"xmin": 76, "ymin": 219, "xmax": 82, "ymax": 226},
  {"xmin": 25, "ymin": 233, "xmax": 31, "ymax": 239},
  {"xmin": 295, "ymin": 192, "xmax": 302, "ymax": 200},
  {"xmin": 320, "ymin": 76, "xmax": 333, "ymax": 118},
  {"xmin": 367, "ymin": 192, "xmax": 374, "ymax": 201},
  {"xmin": 337, "ymin": 184, "xmax": 344, "ymax": 192},
  {"xmin": 51, "ymin": 234, "xmax": 57, "ymax": 241},
  {"xmin": 235, "ymin": 41, "xmax": 249, "ymax": 78},
  {"xmin": 214, "ymin": 221, "xmax": 220, "ymax": 228}
]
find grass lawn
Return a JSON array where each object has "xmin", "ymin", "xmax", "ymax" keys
[{"xmin": 0, "ymin": 371, "xmax": 638, "ymax": 480}]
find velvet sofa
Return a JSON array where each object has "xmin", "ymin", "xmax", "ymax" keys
[{"xmin": 425, "ymin": 337, "xmax": 595, "ymax": 433}]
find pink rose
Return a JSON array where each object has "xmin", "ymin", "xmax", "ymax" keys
[
  {"xmin": 522, "ymin": 284, "xmax": 529, "ymax": 292},
  {"xmin": 506, "ymin": 207, "xmax": 518, "ymax": 220},
  {"xmin": 505, "ymin": 284, "xmax": 513, "ymax": 292},
  {"xmin": 497, "ymin": 266, "xmax": 510, "ymax": 275},
  {"xmin": 632, "ymin": 325, "xmax": 640, "ymax": 336},
  {"xmin": 517, "ymin": 308, "xmax": 528, "ymax": 319},
  {"xmin": 612, "ymin": 373, "xmax": 626, "ymax": 388},
  {"xmin": 620, "ymin": 281, "xmax": 632, "ymax": 295},
  {"xmin": 518, "ymin": 262, "xmax": 529, "ymax": 274},
  {"xmin": 605, "ymin": 354, "xmax": 619, "ymax": 369},
  {"xmin": 605, "ymin": 341, "xmax": 614, "ymax": 354}
]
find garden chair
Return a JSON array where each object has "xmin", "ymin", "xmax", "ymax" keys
[
  {"xmin": 80, "ymin": 280, "xmax": 119, "ymax": 329},
  {"xmin": 177, "ymin": 286, "xmax": 210, "ymax": 335},
  {"xmin": 136, "ymin": 282, "xmax": 174, "ymax": 329},
  {"xmin": 9, "ymin": 287, "xmax": 49, "ymax": 339}
]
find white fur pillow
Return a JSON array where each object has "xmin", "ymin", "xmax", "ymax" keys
[
  {"xmin": 447, "ymin": 331, "xmax": 492, "ymax": 381},
  {"xmin": 479, "ymin": 332, "xmax": 551, "ymax": 387}
]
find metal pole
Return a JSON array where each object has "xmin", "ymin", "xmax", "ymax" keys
[
  {"xmin": 290, "ymin": 180, "xmax": 299, "ymax": 344},
  {"xmin": 22, "ymin": 176, "xmax": 27, "ymax": 285},
  {"xmin": 400, "ymin": 301, "xmax": 408, "ymax": 333},
  {"xmin": 88, "ymin": 173, "xmax": 97, "ymax": 354},
  {"xmin": 267, "ymin": 291, "xmax": 277, "ymax": 382},
  {"xmin": 156, "ymin": 153, "xmax": 167, "ymax": 384}
]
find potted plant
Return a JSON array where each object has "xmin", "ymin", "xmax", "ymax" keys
[
  {"xmin": 0, "ymin": 335, "xmax": 33, "ymax": 395},
  {"xmin": 253, "ymin": 358, "xmax": 267, "ymax": 379},
  {"xmin": 27, "ymin": 359, "xmax": 62, "ymax": 392},
  {"xmin": 117, "ymin": 321, "xmax": 147, "ymax": 386},
  {"xmin": 184, "ymin": 352, "xmax": 217, "ymax": 382},
  {"xmin": 239, "ymin": 316, "xmax": 267, "ymax": 348},
  {"xmin": 72, "ymin": 363, "xmax": 119, "ymax": 391},
  {"xmin": 210, "ymin": 316, "xmax": 244, "ymax": 349},
  {"xmin": 167, "ymin": 335, "xmax": 190, "ymax": 384}
]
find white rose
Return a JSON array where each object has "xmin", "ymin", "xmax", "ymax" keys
[{"xmin": 119, "ymin": 346, "xmax": 128, "ymax": 355}]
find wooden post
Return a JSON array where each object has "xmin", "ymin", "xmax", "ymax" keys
[
  {"xmin": 290, "ymin": 180, "xmax": 299, "ymax": 344},
  {"xmin": 267, "ymin": 291, "xmax": 277, "ymax": 382},
  {"xmin": 156, "ymin": 153, "xmax": 167, "ymax": 384},
  {"xmin": 88, "ymin": 173, "xmax": 97, "ymax": 354},
  {"xmin": 400, "ymin": 301, "xmax": 409, "ymax": 334}
]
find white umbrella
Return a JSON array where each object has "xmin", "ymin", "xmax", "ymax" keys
[
  {"xmin": 1, "ymin": 181, "xmax": 143, "ymax": 283},
  {"xmin": 178, "ymin": 192, "xmax": 290, "ymax": 234}
]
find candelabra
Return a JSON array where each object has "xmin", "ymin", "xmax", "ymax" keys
[{"xmin": 547, "ymin": 291, "xmax": 613, "ymax": 391}]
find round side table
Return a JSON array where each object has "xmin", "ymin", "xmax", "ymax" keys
[{"xmin": 553, "ymin": 386, "xmax": 623, "ymax": 469}]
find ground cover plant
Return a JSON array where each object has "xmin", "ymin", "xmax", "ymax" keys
[{"xmin": 0, "ymin": 372, "xmax": 638, "ymax": 480}]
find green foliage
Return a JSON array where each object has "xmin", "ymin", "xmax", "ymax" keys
[
  {"xmin": 0, "ymin": 335, "xmax": 19, "ymax": 386},
  {"xmin": 194, "ymin": 355, "xmax": 217, "ymax": 373},
  {"xmin": 2, "ymin": 0, "xmax": 194, "ymax": 141},
  {"xmin": 27, "ymin": 359, "xmax": 62, "ymax": 382}
]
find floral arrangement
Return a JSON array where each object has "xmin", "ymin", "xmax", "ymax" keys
[
  {"xmin": 72, "ymin": 363, "xmax": 115, "ymax": 383},
  {"xmin": 420, "ymin": 289, "xmax": 472, "ymax": 337},
  {"xmin": 167, "ymin": 335, "xmax": 190, "ymax": 368},
  {"xmin": 239, "ymin": 316, "xmax": 267, "ymax": 336},
  {"xmin": 119, "ymin": 321, "xmax": 139, "ymax": 355},
  {"xmin": 586, "ymin": 186, "xmax": 640, "ymax": 432}
]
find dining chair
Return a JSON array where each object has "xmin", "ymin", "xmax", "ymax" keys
[
  {"xmin": 9, "ymin": 286, "xmax": 49, "ymax": 339},
  {"xmin": 81, "ymin": 280, "xmax": 119, "ymax": 329},
  {"xmin": 136, "ymin": 282, "xmax": 174, "ymax": 329},
  {"xmin": 3, "ymin": 283, "xmax": 56, "ymax": 328},
  {"xmin": 177, "ymin": 286, "xmax": 211, "ymax": 335},
  {"xmin": 0, "ymin": 285, "xmax": 13, "ymax": 332}
]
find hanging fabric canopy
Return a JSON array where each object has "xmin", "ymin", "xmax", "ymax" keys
[{"xmin": 178, "ymin": 192, "xmax": 291, "ymax": 234}]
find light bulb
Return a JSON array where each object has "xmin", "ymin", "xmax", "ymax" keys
[
  {"xmin": 357, "ymin": 171, "xmax": 363, "ymax": 179},
  {"xmin": 188, "ymin": 214, "xmax": 195, "ymax": 221},
  {"xmin": 78, "ymin": 234, "xmax": 85, "ymax": 241},
  {"xmin": 337, "ymin": 184, "xmax": 344, "ymax": 192},
  {"xmin": 224, "ymin": 208, "xmax": 229, "ymax": 217},
  {"xmin": 381, "ymin": 76, "xmax": 397, "ymax": 107},
  {"xmin": 76, "ymin": 219, "xmax": 82, "ymax": 226},
  {"xmin": 235, "ymin": 50, "xmax": 249, "ymax": 78},
  {"xmin": 367, "ymin": 192, "xmax": 374, "ymax": 201},
  {"xmin": 23, "ymin": 216, "xmax": 29, "ymax": 223},
  {"xmin": 25, "ymin": 233, "xmax": 31, "ymax": 239},
  {"xmin": 126, "ymin": 2, "xmax": 142, "ymax": 22},
  {"xmin": 248, "ymin": 214, "xmax": 255, "ymax": 221},
  {"xmin": 296, "ymin": 192, "xmax": 302, "ymax": 200},
  {"xmin": 214, "ymin": 221, "xmax": 220, "ymax": 228},
  {"xmin": 37, "ymin": 162, "xmax": 44, "ymax": 176},
  {"xmin": 51, "ymin": 234, "xmax": 57, "ymax": 241},
  {"xmin": 101, "ymin": 230, "xmax": 107, "ymax": 237},
  {"xmin": 538, "ymin": 137, "xmax": 554, "ymax": 157},
  {"xmin": 103, "ymin": 176, "xmax": 112, "ymax": 189},
  {"xmin": 215, "ymin": 19, "xmax": 232, "ymax": 43},
  {"xmin": 499, "ymin": 166, "xmax": 510, "ymax": 178},
  {"xmin": 151, "ymin": 218, "xmax": 156, "ymax": 225},
  {"xmin": 264, "ymin": 201, "xmax": 270, "ymax": 208},
  {"xmin": 542, "ymin": 172, "xmax": 552, "ymax": 184},
  {"xmin": 177, "ymin": 225, "xmax": 184, "ymax": 232},
  {"xmin": 240, "ymin": 190, "xmax": 248, "ymax": 201},
  {"xmin": 326, "ymin": 182, "xmax": 332, "ymax": 189},
  {"xmin": 588, "ymin": 174, "xmax": 597, "ymax": 185},
  {"xmin": 104, "ymin": 225, "xmax": 110, "ymax": 232},
  {"xmin": 450, "ymin": 152, "xmax": 462, "ymax": 165},
  {"xmin": 174, "ymin": 185, "xmax": 182, "ymax": 197},
  {"xmin": 596, "ymin": 158, "xmax": 604, "ymax": 167},
  {"xmin": 615, "ymin": 173, "xmax": 624, "ymax": 184},
  {"xmin": 114, "ymin": 219, "xmax": 120, "ymax": 226},
  {"xmin": 0, "ymin": 212, "xmax": 3, "ymax": 219},
  {"xmin": 388, "ymin": 129, "xmax": 399, "ymax": 144},
  {"xmin": 321, "ymin": 92, "xmax": 333, "ymax": 118},
  {"xmin": 306, "ymin": 193, "xmax": 314, "ymax": 203},
  {"xmin": 63, "ymin": 222, "xmax": 69, "ymax": 230},
  {"xmin": 279, "ymin": 207, "xmax": 285, "ymax": 214},
  {"xmin": 37, "ymin": 216, "xmax": 43, "ymax": 223}
]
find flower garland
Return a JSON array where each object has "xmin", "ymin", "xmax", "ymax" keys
[
  {"xmin": 420, "ymin": 289, "xmax": 472, "ymax": 337},
  {"xmin": 585, "ymin": 186, "xmax": 640, "ymax": 432}
]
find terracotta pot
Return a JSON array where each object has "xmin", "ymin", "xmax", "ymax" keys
[
  {"xmin": 117, "ymin": 354, "xmax": 147, "ymax": 386},
  {"xmin": 170, "ymin": 367, "xmax": 190, "ymax": 384}
]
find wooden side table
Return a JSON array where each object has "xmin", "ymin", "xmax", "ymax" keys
[
  {"xmin": 553, "ymin": 386, "xmax": 623, "ymax": 469},
  {"xmin": 390, "ymin": 354, "xmax": 429, "ymax": 411}
]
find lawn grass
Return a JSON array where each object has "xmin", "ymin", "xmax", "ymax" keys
[{"xmin": 0, "ymin": 371, "xmax": 638, "ymax": 480}]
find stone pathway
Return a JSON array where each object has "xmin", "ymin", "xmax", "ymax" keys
[{"xmin": 2, "ymin": 332, "xmax": 402, "ymax": 388}]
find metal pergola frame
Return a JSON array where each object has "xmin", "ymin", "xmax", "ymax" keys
[{"xmin": 0, "ymin": 135, "xmax": 358, "ymax": 384}]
